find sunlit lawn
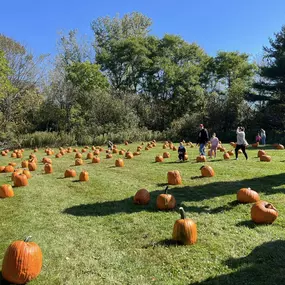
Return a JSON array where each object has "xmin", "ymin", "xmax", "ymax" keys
[{"xmin": 1, "ymin": 142, "xmax": 285, "ymax": 285}]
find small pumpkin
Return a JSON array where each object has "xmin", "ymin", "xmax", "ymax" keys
[
  {"xmin": 28, "ymin": 161, "xmax": 37, "ymax": 171},
  {"xmin": 167, "ymin": 170, "xmax": 182, "ymax": 185},
  {"xmin": 252, "ymin": 142, "xmax": 259, "ymax": 148},
  {"xmin": 75, "ymin": 158, "xmax": 83, "ymax": 166},
  {"xmin": 119, "ymin": 150, "xmax": 125, "ymax": 155},
  {"xmin": 23, "ymin": 169, "xmax": 32, "ymax": 179},
  {"xmin": 2, "ymin": 236, "xmax": 43, "ymax": 284},
  {"xmin": 260, "ymin": 155, "xmax": 271, "ymax": 162},
  {"xmin": 106, "ymin": 153, "xmax": 113, "ymax": 159},
  {"xmin": 276, "ymin": 144, "xmax": 284, "ymax": 150},
  {"xmin": 126, "ymin": 152, "xmax": 133, "ymax": 159},
  {"xmin": 227, "ymin": 150, "xmax": 234, "ymax": 156},
  {"xmin": 92, "ymin": 157, "xmax": 101, "ymax": 163},
  {"xmin": 4, "ymin": 165, "xmax": 14, "ymax": 173},
  {"xmin": 79, "ymin": 171, "xmax": 89, "ymax": 181},
  {"xmin": 196, "ymin": 155, "xmax": 206, "ymax": 162},
  {"xmin": 200, "ymin": 165, "xmax": 215, "ymax": 177},
  {"xmin": 133, "ymin": 151, "xmax": 141, "ymax": 156},
  {"xmin": 156, "ymin": 186, "xmax": 176, "ymax": 210},
  {"xmin": 94, "ymin": 149, "xmax": 100, "ymax": 155},
  {"xmin": 9, "ymin": 162, "xmax": 17, "ymax": 167},
  {"xmin": 112, "ymin": 148, "xmax": 119, "ymax": 154},
  {"xmin": 0, "ymin": 166, "xmax": 5, "ymax": 172},
  {"xmin": 55, "ymin": 153, "xmax": 62, "ymax": 158},
  {"xmin": 86, "ymin": 152, "xmax": 93, "ymax": 159},
  {"xmin": 155, "ymin": 155, "xmax": 164, "ymax": 162},
  {"xmin": 257, "ymin": 150, "xmax": 266, "ymax": 157},
  {"xmin": 133, "ymin": 188, "xmax": 150, "ymax": 205},
  {"xmin": 163, "ymin": 152, "xmax": 170, "ymax": 158},
  {"xmin": 44, "ymin": 163, "xmax": 53, "ymax": 174},
  {"xmin": 251, "ymin": 201, "xmax": 278, "ymax": 224},
  {"xmin": 237, "ymin": 187, "xmax": 260, "ymax": 203},
  {"xmin": 75, "ymin": 152, "xmax": 82, "ymax": 159},
  {"xmin": 115, "ymin": 158, "xmax": 124, "ymax": 167},
  {"xmin": 14, "ymin": 173, "xmax": 28, "ymax": 187},
  {"xmin": 64, "ymin": 169, "xmax": 76, "ymax": 178},
  {"xmin": 172, "ymin": 207, "xmax": 197, "ymax": 245},
  {"xmin": 42, "ymin": 157, "xmax": 52, "ymax": 164},
  {"xmin": 21, "ymin": 160, "xmax": 29, "ymax": 168},
  {"xmin": 0, "ymin": 184, "xmax": 14, "ymax": 198},
  {"xmin": 223, "ymin": 152, "xmax": 230, "ymax": 160}
]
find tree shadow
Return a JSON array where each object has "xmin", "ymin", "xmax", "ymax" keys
[
  {"xmin": 190, "ymin": 240, "xmax": 285, "ymax": 284},
  {"xmin": 63, "ymin": 173, "xmax": 285, "ymax": 217},
  {"xmin": 142, "ymin": 239, "xmax": 183, "ymax": 249},
  {"xmin": 236, "ymin": 220, "xmax": 258, "ymax": 229}
]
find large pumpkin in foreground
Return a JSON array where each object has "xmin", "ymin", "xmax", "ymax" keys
[
  {"xmin": 237, "ymin": 187, "xmax": 260, "ymax": 203},
  {"xmin": 251, "ymin": 201, "xmax": 278, "ymax": 224},
  {"xmin": 172, "ymin": 207, "xmax": 197, "ymax": 245},
  {"xmin": 156, "ymin": 186, "xmax": 176, "ymax": 210},
  {"xmin": 2, "ymin": 236, "xmax": 43, "ymax": 284}
]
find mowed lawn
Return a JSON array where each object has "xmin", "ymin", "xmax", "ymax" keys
[{"xmin": 1, "ymin": 143, "xmax": 285, "ymax": 285}]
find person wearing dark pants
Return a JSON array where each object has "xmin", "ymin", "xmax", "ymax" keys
[
  {"xmin": 178, "ymin": 142, "xmax": 186, "ymax": 162},
  {"xmin": 235, "ymin": 127, "xmax": 248, "ymax": 160}
]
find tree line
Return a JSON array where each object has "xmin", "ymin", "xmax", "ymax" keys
[{"xmin": 0, "ymin": 12, "xmax": 284, "ymax": 147}]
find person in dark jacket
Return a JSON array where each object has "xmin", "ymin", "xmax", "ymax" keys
[
  {"xmin": 178, "ymin": 142, "xmax": 186, "ymax": 162},
  {"xmin": 197, "ymin": 124, "xmax": 209, "ymax": 156}
]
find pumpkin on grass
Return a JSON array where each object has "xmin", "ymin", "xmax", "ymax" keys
[
  {"xmin": 64, "ymin": 169, "xmax": 76, "ymax": 178},
  {"xmin": 14, "ymin": 173, "xmax": 28, "ymax": 187},
  {"xmin": 155, "ymin": 155, "xmax": 164, "ymax": 162},
  {"xmin": 92, "ymin": 157, "xmax": 100, "ymax": 163},
  {"xmin": 196, "ymin": 155, "xmax": 206, "ymax": 162},
  {"xmin": 115, "ymin": 158, "xmax": 124, "ymax": 167},
  {"xmin": 163, "ymin": 152, "xmax": 170, "ymax": 158},
  {"xmin": 260, "ymin": 155, "xmax": 271, "ymax": 162},
  {"xmin": 28, "ymin": 161, "xmax": 37, "ymax": 171},
  {"xmin": 251, "ymin": 201, "xmax": 278, "ymax": 224},
  {"xmin": 44, "ymin": 163, "xmax": 53, "ymax": 174},
  {"xmin": 23, "ymin": 169, "xmax": 32, "ymax": 179},
  {"xmin": 167, "ymin": 170, "xmax": 182, "ymax": 185},
  {"xmin": 172, "ymin": 207, "xmax": 197, "ymax": 245},
  {"xmin": 200, "ymin": 165, "xmax": 215, "ymax": 177},
  {"xmin": 0, "ymin": 184, "xmax": 14, "ymax": 198},
  {"xmin": 79, "ymin": 171, "xmax": 89, "ymax": 181},
  {"xmin": 2, "ymin": 236, "xmax": 42, "ymax": 284},
  {"xmin": 237, "ymin": 187, "xmax": 260, "ymax": 203},
  {"xmin": 134, "ymin": 188, "xmax": 150, "ymax": 205},
  {"xmin": 75, "ymin": 158, "xmax": 83, "ymax": 166},
  {"xmin": 257, "ymin": 150, "xmax": 266, "ymax": 157},
  {"xmin": 156, "ymin": 186, "xmax": 176, "ymax": 210}
]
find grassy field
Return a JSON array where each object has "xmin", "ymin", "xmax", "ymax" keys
[{"xmin": 1, "ymin": 142, "xmax": 285, "ymax": 285}]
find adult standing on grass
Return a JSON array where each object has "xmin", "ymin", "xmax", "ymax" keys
[
  {"xmin": 197, "ymin": 124, "xmax": 209, "ymax": 156},
  {"xmin": 260, "ymin": 128, "xmax": 266, "ymax": 145},
  {"xmin": 235, "ymin": 127, "xmax": 248, "ymax": 160}
]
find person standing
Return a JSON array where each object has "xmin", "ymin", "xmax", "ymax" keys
[
  {"xmin": 235, "ymin": 127, "xmax": 248, "ymax": 160},
  {"xmin": 210, "ymin": 133, "xmax": 219, "ymax": 158},
  {"xmin": 255, "ymin": 133, "xmax": 261, "ymax": 143},
  {"xmin": 197, "ymin": 124, "xmax": 209, "ymax": 156},
  {"xmin": 178, "ymin": 142, "xmax": 186, "ymax": 162},
  {"xmin": 260, "ymin": 129, "xmax": 266, "ymax": 145}
]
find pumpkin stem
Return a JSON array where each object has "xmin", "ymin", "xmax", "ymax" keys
[
  {"xmin": 164, "ymin": 186, "xmax": 169, "ymax": 194},
  {"xmin": 24, "ymin": 236, "xmax": 32, "ymax": 242},
  {"xmin": 265, "ymin": 203, "xmax": 277, "ymax": 211},
  {"xmin": 179, "ymin": 207, "xmax": 186, "ymax": 219},
  {"xmin": 199, "ymin": 165, "xmax": 205, "ymax": 170}
]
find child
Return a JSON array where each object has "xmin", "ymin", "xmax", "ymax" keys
[
  {"xmin": 178, "ymin": 142, "xmax": 186, "ymax": 162},
  {"xmin": 107, "ymin": 140, "xmax": 113, "ymax": 150},
  {"xmin": 255, "ymin": 133, "xmax": 261, "ymax": 143},
  {"xmin": 210, "ymin": 133, "xmax": 219, "ymax": 158}
]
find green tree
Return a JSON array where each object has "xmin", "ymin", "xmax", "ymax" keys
[{"xmin": 0, "ymin": 50, "xmax": 14, "ymax": 98}]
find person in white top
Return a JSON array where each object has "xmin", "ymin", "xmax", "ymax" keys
[
  {"xmin": 235, "ymin": 127, "xmax": 248, "ymax": 160},
  {"xmin": 260, "ymin": 128, "xmax": 266, "ymax": 145}
]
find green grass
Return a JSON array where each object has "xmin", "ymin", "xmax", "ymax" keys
[{"xmin": 1, "ymin": 143, "xmax": 285, "ymax": 285}]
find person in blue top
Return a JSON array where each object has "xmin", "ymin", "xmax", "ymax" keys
[
  {"xmin": 197, "ymin": 124, "xmax": 209, "ymax": 156},
  {"xmin": 178, "ymin": 142, "xmax": 186, "ymax": 162}
]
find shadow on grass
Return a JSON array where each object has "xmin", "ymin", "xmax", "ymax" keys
[
  {"xmin": 142, "ymin": 239, "xmax": 182, "ymax": 248},
  {"xmin": 191, "ymin": 240, "xmax": 285, "ymax": 285},
  {"xmin": 0, "ymin": 272, "xmax": 10, "ymax": 285},
  {"xmin": 63, "ymin": 172, "xmax": 285, "ymax": 217},
  {"xmin": 236, "ymin": 220, "xmax": 259, "ymax": 229}
]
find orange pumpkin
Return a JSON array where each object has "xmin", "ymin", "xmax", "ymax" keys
[
  {"xmin": 14, "ymin": 173, "xmax": 28, "ymax": 187},
  {"xmin": 79, "ymin": 171, "xmax": 89, "ymax": 181},
  {"xmin": 119, "ymin": 150, "xmax": 125, "ymax": 155},
  {"xmin": 23, "ymin": 169, "xmax": 31, "ymax": 179},
  {"xmin": 92, "ymin": 157, "xmax": 101, "ymax": 164},
  {"xmin": 223, "ymin": 153, "xmax": 230, "ymax": 160},
  {"xmin": 237, "ymin": 187, "xmax": 260, "ymax": 203},
  {"xmin": 251, "ymin": 201, "xmax": 278, "ymax": 224},
  {"xmin": 106, "ymin": 153, "xmax": 113, "ymax": 159},
  {"xmin": 115, "ymin": 158, "xmax": 124, "ymax": 167},
  {"xmin": 227, "ymin": 150, "xmax": 234, "ymax": 156},
  {"xmin": 2, "ymin": 236, "xmax": 42, "ymax": 284},
  {"xmin": 156, "ymin": 186, "xmax": 176, "ymax": 210},
  {"xmin": 133, "ymin": 188, "xmax": 150, "ymax": 205},
  {"xmin": 133, "ymin": 151, "xmax": 141, "ymax": 156},
  {"xmin": 28, "ymin": 161, "xmax": 37, "ymax": 171},
  {"xmin": 252, "ymin": 142, "xmax": 259, "ymax": 148},
  {"xmin": 200, "ymin": 165, "xmax": 215, "ymax": 177},
  {"xmin": 112, "ymin": 148, "xmax": 119, "ymax": 154},
  {"xmin": 75, "ymin": 152, "xmax": 82, "ymax": 159},
  {"xmin": 260, "ymin": 155, "xmax": 271, "ymax": 162},
  {"xmin": 125, "ymin": 152, "xmax": 133, "ymax": 159},
  {"xmin": 0, "ymin": 165, "xmax": 5, "ymax": 172},
  {"xmin": 64, "ymin": 169, "xmax": 76, "ymax": 178},
  {"xmin": 75, "ymin": 158, "xmax": 83, "ymax": 166},
  {"xmin": 55, "ymin": 153, "xmax": 62, "ymax": 158},
  {"xmin": 0, "ymin": 184, "xmax": 14, "ymax": 198},
  {"xmin": 155, "ymin": 155, "xmax": 164, "ymax": 162},
  {"xmin": 86, "ymin": 152, "xmax": 93, "ymax": 159},
  {"xmin": 163, "ymin": 152, "xmax": 170, "ymax": 158},
  {"xmin": 167, "ymin": 170, "xmax": 182, "ymax": 185},
  {"xmin": 44, "ymin": 163, "xmax": 53, "ymax": 174},
  {"xmin": 172, "ymin": 207, "xmax": 197, "ymax": 245},
  {"xmin": 257, "ymin": 150, "xmax": 266, "ymax": 157},
  {"xmin": 4, "ymin": 165, "xmax": 14, "ymax": 173},
  {"xmin": 196, "ymin": 155, "xmax": 206, "ymax": 162},
  {"xmin": 93, "ymin": 149, "xmax": 100, "ymax": 155},
  {"xmin": 276, "ymin": 144, "xmax": 284, "ymax": 150},
  {"xmin": 21, "ymin": 160, "xmax": 29, "ymax": 168},
  {"xmin": 9, "ymin": 162, "xmax": 17, "ymax": 167}
]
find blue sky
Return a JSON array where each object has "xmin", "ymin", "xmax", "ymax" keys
[{"xmin": 1, "ymin": 0, "xmax": 285, "ymax": 59}]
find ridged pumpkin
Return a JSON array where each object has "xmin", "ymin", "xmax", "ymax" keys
[
  {"xmin": 167, "ymin": 170, "xmax": 182, "ymax": 185},
  {"xmin": 119, "ymin": 150, "xmax": 125, "ymax": 155},
  {"xmin": 86, "ymin": 152, "xmax": 93, "ymax": 159},
  {"xmin": 79, "ymin": 171, "xmax": 89, "ymax": 181},
  {"xmin": 75, "ymin": 158, "xmax": 83, "ymax": 166},
  {"xmin": 260, "ymin": 155, "xmax": 271, "ymax": 162},
  {"xmin": 21, "ymin": 160, "xmax": 29, "ymax": 168},
  {"xmin": 133, "ymin": 188, "xmax": 150, "ymax": 205},
  {"xmin": 2, "ymin": 236, "xmax": 42, "ymax": 284},
  {"xmin": 112, "ymin": 148, "xmax": 119, "ymax": 154},
  {"xmin": 92, "ymin": 157, "xmax": 101, "ymax": 163},
  {"xmin": 93, "ymin": 149, "xmax": 100, "ymax": 155},
  {"xmin": 156, "ymin": 186, "xmax": 176, "ymax": 210},
  {"xmin": 223, "ymin": 153, "xmax": 230, "ymax": 160},
  {"xmin": 200, "ymin": 165, "xmax": 215, "ymax": 177},
  {"xmin": 106, "ymin": 153, "xmax": 113, "ymax": 159},
  {"xmin": 163, "ymin": 152, "xmax": 170, "ymax": 158},
  {"xmin": 251, "ymin": 201, "xmax": 278, "ymax": 224},
  {"xmin": 196, "ymin": 155, "xmax": 206, "ymax": 162},
  {"xmin": 23, "ymin": 169, "xmax": 32, "ymax": 179},
  {"xmin": 115, "ymin": 158, "xmax": 124, "ymax": 167},
  {"xmin": 14, "ymin": 173, "xmax": 28, "ymax": 187},
  {"xmin": 126, "ymin": 152, "xmax": 133, "ymax": 159},
  {"xmin": 28, "ymin": 161, "xmax": 37, "ymax": 171},
  {"xmin": 64, "ymin": 169, "xmax": 76, "ymax": 178},
  {"xmin": 75, "ymin": 152, "xmax": 82, "ymax": 159},
  {"xmin": 172, "ymin": 207, "xmax": 197, "ymax": 245},
  {"xmin": 44, "ymin": 163, "xmax": 53, "ymax": 174},
  {"xmin": 42, "ymin": 157, "xmax": 52, "ymax": 164},
  {"xmin": 0, "ymin": 184, "xmax": 14, "ymax": 198},
  {"xmin": 257, "ymin": 150, "xmax": 266, "ymax": 157},
  {"xmin": 237, "ymin": 187, "xmax": 260, "ymax": 203},
  {"xmin": 155, "ymin": 155, "xmax": 164, "ymax": 162},
  {"xmin": 4, "ymin": 165, "xmax": 14, "ymax": 173}
]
